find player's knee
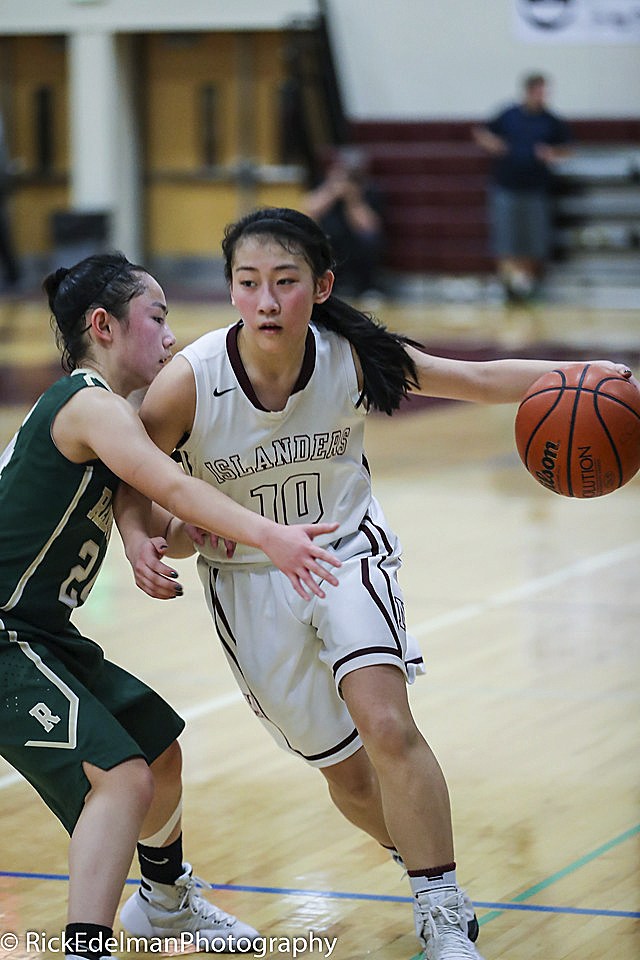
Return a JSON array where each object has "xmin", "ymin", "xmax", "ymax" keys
[
  {"xmin": 356, "ymin": 707, "xmax": 417, "ymax": 762},
  {"xmin": 83, "ymin": 757, "xmax": 155, "ymax": 812},
  {"xmin": 120, "ymin": 758, "xmax": 156, "ymax": 812},
  {"xmin": 150, "ymin": 739, "xmax": 182, "ymax": 785}
]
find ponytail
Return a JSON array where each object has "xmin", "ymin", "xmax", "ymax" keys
[{"xmin": 313, "ymin": 297, "xmax": 418, "ymax": 415}]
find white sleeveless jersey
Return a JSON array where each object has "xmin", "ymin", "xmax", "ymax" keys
[{"xmin": 178, "ymin": 321, "xmax": 373, "ymax": 566}]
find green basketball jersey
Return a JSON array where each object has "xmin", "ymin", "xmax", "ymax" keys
[{"xmin": 0, "ymin": 370, "xmax": 120, "ymax": 635}]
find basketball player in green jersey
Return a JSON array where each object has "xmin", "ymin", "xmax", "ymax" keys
[{"xmin": 0, "ymin": 252, "xmax": 341, "ymax": 960}]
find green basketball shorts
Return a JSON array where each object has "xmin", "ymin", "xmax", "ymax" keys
[{"xmin": 0, "ymin": 620, "xmax": 185, "ymax": 833}]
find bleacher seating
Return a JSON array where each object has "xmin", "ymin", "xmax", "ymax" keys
[{"xmin": 351, "ymin": 119, "xmax": 640, "ymax": 300}]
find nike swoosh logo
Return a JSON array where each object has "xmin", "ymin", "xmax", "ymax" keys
[
  {"xmin": 213, "ymin": 386, "xmax": 237, "ymax": 397},
  {"xmin": 139, "ymin": 854, "xmax": 169, "ymax": 865}
]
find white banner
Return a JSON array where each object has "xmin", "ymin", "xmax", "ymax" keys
[{"xmin": 514, "ymin": 0, "xmax": 640, "ymax": 43}]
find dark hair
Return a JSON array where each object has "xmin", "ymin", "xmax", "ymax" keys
[
  {"xmin": 43, "ymin": 251, "xmax": 148, "ymax": 372},
  {"xmin": 221, "ymin": 207, "xmax": 418, "ymax": 414},
  {"xmin": 524, "ymin": 72, "xmax": 546, "ymax": 91}
]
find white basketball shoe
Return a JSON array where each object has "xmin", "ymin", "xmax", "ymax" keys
[
  {"xmin": 119, "ymin": 862, "xmax": 260, "ymax": 952},
  {"xmin": 389, "ymin": 850, "xmax": 480, "ymax": 947},
  {"xmin": 415, "ymin": 886, "xmax": 485, "ymax": 960}
]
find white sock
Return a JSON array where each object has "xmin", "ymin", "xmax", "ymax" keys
[{"xmin": 409, "ymin": 867, "xmax": 457, "ymax": 897}]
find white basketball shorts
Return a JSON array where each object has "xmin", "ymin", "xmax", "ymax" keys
[{"xmin": 197, "ymin": 499, "xmax": 425, "ymax": 768}]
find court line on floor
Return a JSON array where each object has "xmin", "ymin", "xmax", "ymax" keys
[
  {"xmin": 0, "ymin": 876, "xmax": 637, "ymax": 922},
  {"xmin": 410, "ymin": 539, "xmax": 640, "ymax": 640},
  {"xmin": 0, "ymin": 878, "xmax": 636, "ymax": 922},
  {"xmin": 476, "ymin": 821, "xmax": 640, "ymax": 927},
  {"xmin": 407, "ymin": 824, "xmax": 640, "ymax": 960},
  {"xmin": 1, "ymin": 540, "xmax": 638, "ymax": 793},
  {"xmin": 2, "ymin": 824, "xmax": 638, "ymax": 931}
]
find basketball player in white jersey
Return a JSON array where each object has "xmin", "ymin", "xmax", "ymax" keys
[{"xmin": 124, "ymin": 208, "xmax": 632, "ymax": 960}]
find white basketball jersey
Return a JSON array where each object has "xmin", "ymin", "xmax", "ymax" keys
[{"xmin": 178, "ymin": 321, "xmax": 373, "ymax": 566}]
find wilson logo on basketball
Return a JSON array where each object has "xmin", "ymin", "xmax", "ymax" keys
[{"xmin": 535, "ymin": 439, "xmax": 561, "ymax": 491}]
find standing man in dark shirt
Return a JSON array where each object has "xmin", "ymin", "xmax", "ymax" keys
[{"xmin": 473, "ymin": 73, "xmax": 572, "ymax": 302}]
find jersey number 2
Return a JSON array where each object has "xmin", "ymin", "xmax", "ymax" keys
[{"xmin": 59, "ymin": 539, "xmax": 101, "ymax": 608}]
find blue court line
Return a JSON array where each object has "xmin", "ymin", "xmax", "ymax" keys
[
  {"xmin": 0, "ymin": 869, "xmax": 636, "ymax": 921},
  {"xmin": 2, "ymin": 825, "xmax": 639, "ymax": 922},
  {"xmin": 3, "ymin": 824, "xmax": 639, "ymax": 922},
  {"xmin": 477, "ymin": 822, "xmax": 640, "ymax": 926}
]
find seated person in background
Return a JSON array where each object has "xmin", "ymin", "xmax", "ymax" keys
[{"xmin": 302, "ymin": 146, "xmax": 385, "ymax": 300}]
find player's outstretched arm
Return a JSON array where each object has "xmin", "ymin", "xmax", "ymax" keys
[
  {"xmin": 59, "ymin": 389, "xmax": 341, "ymax": 600},
  {"xmin": 406, "ymin": 348, "xmax": 633, "ymax": 404}
]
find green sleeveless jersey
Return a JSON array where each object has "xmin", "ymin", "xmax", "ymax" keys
[{"xmin": 0, "ymin": 370, "xmax": 120, "ymax": 635}]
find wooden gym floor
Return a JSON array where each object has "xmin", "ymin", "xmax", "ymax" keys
[{"xmin": 0, "ymin": 290, "xmax": 639, "ymax": 960}]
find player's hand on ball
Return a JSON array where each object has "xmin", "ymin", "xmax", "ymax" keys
[
  {"xmin": 590, "ymin": 360, "xmax": 634, "ymax": 380},
  {"xmin": 588, "ymin": 360, "xmax": 639, "ymax": 394},
  {"xmin": 602, "ymin": 360, "xmax": 638, "ymax": 391}
]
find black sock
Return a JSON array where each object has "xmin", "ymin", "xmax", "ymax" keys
[
  {"xmin": 65, "ymin": 922, "xmax": 112, "ymax": 960},
  {"xmin": 137, "ymin": 833, "xmax": 184, "ymax": 885}
]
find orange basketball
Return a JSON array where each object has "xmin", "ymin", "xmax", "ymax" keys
[{"xmin": 515, "ymin": 362, "xmax": 640, "ymax": 498}]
